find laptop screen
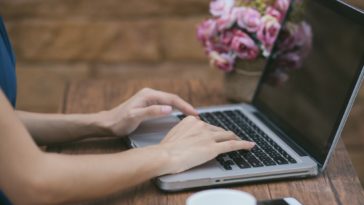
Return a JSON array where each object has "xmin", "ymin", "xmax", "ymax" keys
[{"xmin": 253, "ymin": 0, "xmax": 364, "ymax": 165}]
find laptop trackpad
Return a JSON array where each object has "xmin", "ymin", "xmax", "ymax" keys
[{"xmin": 129, "ymin": 115, "xmax": 179, "ymax": 148}]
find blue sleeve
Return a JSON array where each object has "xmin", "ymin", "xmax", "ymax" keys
[
  {"xmin": 0, "ymin": 17, "xmax": 16, "ymax": 205},
  {"xmin": 0, "ymin": 192, "xmax": 12, "ymax": 205},
  {"xmin": 0, "ymin": 16, "xmax": 17, "ymax": 107}
]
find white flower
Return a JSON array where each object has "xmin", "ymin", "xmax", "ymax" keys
[{"xmin": 210, "ymin": 0, "xmax": 235, "ymax": 17}]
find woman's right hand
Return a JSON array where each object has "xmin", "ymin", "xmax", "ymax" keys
[{"xmin": 158, "ymin": 116, "xmax": 256, "ymax": 174}]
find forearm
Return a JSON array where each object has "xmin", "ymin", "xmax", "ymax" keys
[
  {"xmin": 15, "ymin": 88, "xmax": 200, "ymax": 146},
  {"xmin": 16, "ymin": 111, "xmax": 112, "ymax": 145},
  {"xmin": 1, "ymin": 91, "xmax": 170, "ymax": 205},
  {"xmin": 4, "ymin": 142, "xmax": 170, "ymax": 205},
  {"xmin": 35, "ymin": 145, "xmax": 169, "ymax": 204}
]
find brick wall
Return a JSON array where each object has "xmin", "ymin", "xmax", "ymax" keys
[
  {"xmin": 0, "ymin": 0, "xmax": 223, "ymax": 112},
  {"xmin": 0, "ymin": 0, "xmax": 363, "ymax": 112}
]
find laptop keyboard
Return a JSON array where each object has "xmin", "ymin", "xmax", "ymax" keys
[{"xmin": 178, "ymin": 110, "xmax": 297, "ymax": 170}]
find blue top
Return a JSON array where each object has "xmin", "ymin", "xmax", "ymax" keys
[
  {"xmin": 0, "ymin": 16, "xmax": 16, "ymax": 205},
  {"xmin": 0, "ymin": 17, "xmax": 17, "ymax": 107}
]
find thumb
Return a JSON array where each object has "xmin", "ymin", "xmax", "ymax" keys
[{"xmin": 133, "ymin": 105, "xmax": 173, "ymax": 121}]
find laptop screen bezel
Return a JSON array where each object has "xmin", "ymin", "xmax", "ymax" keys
[{"xmin": 251, "ymin": 0, "xmax": 364, "ymax": 167}]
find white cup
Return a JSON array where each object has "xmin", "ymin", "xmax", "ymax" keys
[{"xmin": 186, "ymin": 189, "xmax": 256, "ymax": 205}]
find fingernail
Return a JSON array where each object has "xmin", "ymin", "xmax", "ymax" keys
[
  {"xmin": 249, "ymin": 142, "xmax": 256, "ymax": 147},
  {"xmin": 161, "ymin": 106, "xmax": 172, "ymax": 113}
]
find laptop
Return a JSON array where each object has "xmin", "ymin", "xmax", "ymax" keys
[{"xmin": 129, "ymin": 0, "xmax": 364, "ymax": 191}]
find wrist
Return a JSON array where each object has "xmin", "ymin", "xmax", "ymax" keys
[
  {"xmin": 144, "ymin": 144, "xmax": 173, "ymax": 176},
  {"xmin": 90, "ymin": 111, "xmax": 117, "ymax": 137}
]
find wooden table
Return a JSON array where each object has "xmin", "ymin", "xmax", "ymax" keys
[{"xmin": 48, "ymin": 79, "xmax": 364, "ymax": 205}]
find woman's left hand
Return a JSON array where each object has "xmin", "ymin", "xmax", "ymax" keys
[{"xmin": 98, "ymin": 88, "xmax": 199, "ymax": 137}]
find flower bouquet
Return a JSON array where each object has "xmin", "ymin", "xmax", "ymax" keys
[{"xmin": 197, "ymin": 0, "xmax": 312, "ymax": 102}]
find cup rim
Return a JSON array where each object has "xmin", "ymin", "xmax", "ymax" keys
[{"xmin": 186, "ymin": 189, "xmax": 256, "ymax": 205}]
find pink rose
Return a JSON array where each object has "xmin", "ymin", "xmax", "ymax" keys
[
  {"xmin": 230, "ymin": 29, "xmax": 259, "ymax": 60},
  {"xmin": 275, "ymin": 0, "xmax": 290, "ymax": 13},
  {"xmin": 209, "ymin": 51, "xmax": 235, "ymax": 72},
  {"xmin": 266, "ymin": 6, "xmax": 283, "ymax": 22},
  {"xmin": 214, "ymin": 29, "xmax": 240, "ymax": 52},
  {"xmin": 236, "ymin": 7, "xmax": 262, "ymax": 33},
  {"xmin": 257, "ymin": 15, "xmax": 281, "ymax": 56},
  {"xmin": 216, "ymin": 9, "xmax": 237, "ymax": 31},
  {"xmin": 203, "ymin": 39, "xmax": 216, "ymax": 53},
  {"xmin": 210, "ymin": 0, "xmax": 235, "ymax": 17},
  {"xmin": 197, "ymin": 29, "xmax": 232, "ymax": 54},
  {"xmin": 220, "ymin": 30, "xmax": 234, "ymax": 48},
  {"xmin": 196, "ymin": 19, "xmax": 217, "ymax": 44}
]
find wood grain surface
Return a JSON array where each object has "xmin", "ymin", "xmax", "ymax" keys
[{"xmin": 47, "ymin": 79, "xmax": 364, "ymax": 205}]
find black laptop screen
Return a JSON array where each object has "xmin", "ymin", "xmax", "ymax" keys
[{"xmin": 253, "ymin": 0, "xmax": 364, "ymax": 165}]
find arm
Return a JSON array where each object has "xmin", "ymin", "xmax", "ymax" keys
[
  {"xmin": 15, "ymin": 111, "xmax": 110, "ymax": 145},
  {"xmin": 17, "ymin": 88, "xmax": 199, "ymax": 145},
  {"xmin": 0, "ymin": 91, "xmax": 255, "ymax": 205}
]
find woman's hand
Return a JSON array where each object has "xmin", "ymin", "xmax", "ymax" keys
[
  {"xmin": 99, "ymin": 88, "xmax": 199, "ymax": 137},
  {"xmin": 157, "ymin": 116, "xmax": 256, "ymax": 174}
]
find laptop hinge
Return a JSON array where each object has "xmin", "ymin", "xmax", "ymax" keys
[{"xmin": 253, "ymin": 111, "xmax": 319, "ymax": 164}]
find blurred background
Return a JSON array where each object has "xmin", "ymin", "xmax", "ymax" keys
[{"xmin": 0, "ymin": 0, "xmax": 363, "ymax": 186}]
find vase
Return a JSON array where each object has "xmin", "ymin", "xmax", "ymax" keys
[{"xmin": 224, "ymin": 58, "xmax": 266, "ymax": 103}]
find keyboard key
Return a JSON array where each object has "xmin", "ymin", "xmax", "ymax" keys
[
  {"xmin": 272, "ymin": 156, "xmax": 289, "ymax": 165},
  {"xmin": 248, "ymin": 159, "xmax": 264, "ymax": 167},
  {"xmin": 251, "ymin": 147, "xmax": 276, "ymax": 166},
  {"xmin": 286, "ymin": 155, "xmax": 297, "ymax": 163},
  {"xmin": 216, "ymin": 156, "xmax": 234, "ymax": 170},
  {"xmin": 177, "ymin": 114, "xmax": 186, "ymax": 120},
  {"xmin": 223, "ymin": 164, "xmax": 232, "ymax": 170},
  {"xmin": 216, "ymin": 155, "xmax": 225, "ymax": 163},
  {"xmin": 235, "ymin": 159, "xmax": 251, "ymax": 169},
  {"xmin": 241, "ymin": 152, "xmax": 264, "ymax": 167},
  {"xmin": 262, "ymin": 159, "xmax": 277, "ymax": 166},
  {"xmin": 225, "ymin": 159, "xmax": 234, "ymax": 165}
]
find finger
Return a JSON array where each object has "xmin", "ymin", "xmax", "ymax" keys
[
  {"xmin": 205, "ymin": 123, "xmax": 226, "ymax": 132},
  {"xmin": 172, "ymin": 119, "xmax": 223, "ymax": 140},
  {"xmin": 171, "ymin": 116, "xmax": 200, "ymax": 136},
  {"xmin": 132, "ymin": 105, "xmax": 173, "ymax": 122},
  {"xmin": 210, "ymin": 131, "xmax": 239, "ymax": 142},
  {"xmin": 163, "ymin": 116, "xmax": 199, "ymax": 142},
  {"xmin": 151, "ymin": 90, "xmax": 198, "ymax": 116},
  {"xmin": 179, "ymin": 116, "xmax": 221, "ymax": 132},
  {"xmin": 214, "ymin": 140, "xmax": 256, "ymax": 154}
]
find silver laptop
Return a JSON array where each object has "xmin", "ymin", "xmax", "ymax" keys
[{"xmin": 129, "ymin": 0, "xmax": 364, "ymax": 191}]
